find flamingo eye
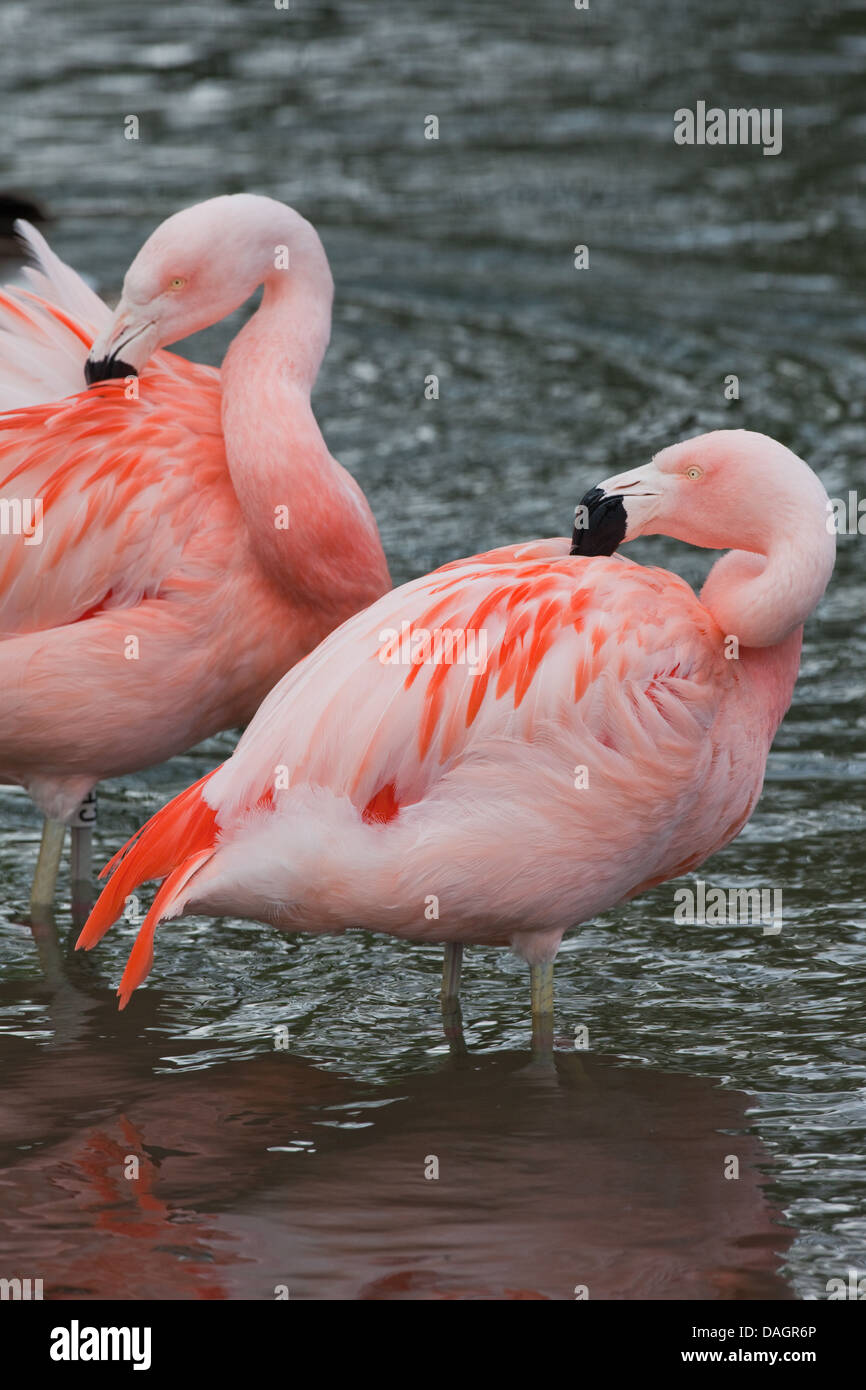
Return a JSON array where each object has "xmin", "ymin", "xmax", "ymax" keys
[
  {"xmin": 686, "ymin": 465, "xmax": 703, "ymax": 481},
  {"xmin": 168, "ymin": 277, "xmax": 186, "ymax": 291}
]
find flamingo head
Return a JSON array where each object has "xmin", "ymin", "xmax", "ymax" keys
[
  {"xmin": 85, "ymin": 193, "xmax": 326, "ymax": 383},
  {"xmin": 571, "ymin": 429, "xmax": 831, "ymax": 559}
]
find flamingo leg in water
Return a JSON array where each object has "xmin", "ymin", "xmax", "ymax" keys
[
  {"xmin": 440, "ymin": 943, "xmax": 466, "ymax": 1052},
  {"xmin": 70, "ymin": 823, "xmax": 94, "ymax": 926},
  {"xmin": 69, "ymin": 789, "xmax": 98, "ymax": 925},
  {"xmin": 30, "ymin": 818, "xmax": 66, "ymax": 916},
  {"xmin": 530, "ymin": 960, "xmax": 555, "ymax": 1054},
  {"xmin": 441, "ymin": 942, "xmax": 463, "ymax": 1005}
]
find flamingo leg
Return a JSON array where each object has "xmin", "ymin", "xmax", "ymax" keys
[
  {"xmin": 70, "ymin": 822, "xmax": 92, "ymax": 887},
  {"xmin": 30, "ymin": 818, "xmax": 66, "ymax": 916},
  {"xmin": 69, "ymin": 788, "xmax": 98, "ymax": 925},
  {"xmin": 441, "ymin": 942, "xmax": 463, "ymax": 1005},
  {"xmin": 70, "ymin": 823, "xmax": 93, "ymax": 925},
  {"xmin": 440, "ymin": 943, "xmax": 465, "ymax": 1051},
  {"xmin": 530, "ymin": 960, "xmax": 555, "ymax": 1054}
]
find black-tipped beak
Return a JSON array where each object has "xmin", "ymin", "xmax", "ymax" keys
[
  {"xmin": 84, "ymin": 356, "xmax": 138, "ymax": 386},
  {"xmin": 570, "ymin": 486, "xmax": 628, "ymax": 557}
]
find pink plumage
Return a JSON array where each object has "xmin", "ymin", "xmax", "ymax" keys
[
  {"xmin": 0, "ymin": 196, "xmax": 390, "ymax": 854},
  {"xmin": 78, "ymin": 429, "xmax": 835, "ymax": 1020}
]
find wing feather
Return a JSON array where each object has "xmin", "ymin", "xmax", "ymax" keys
[
  {"xmin": 0, "ymin": 361, "xmax": 227, "ymax": 634},
  {"xmin": 0, "ymin": 222, "xmax": 110, "ymax": 409},
  {"xmin": 0, "ymin": 226, "xmax": 232, "ymax": 633},
  {"xmin": 204, "ymin": 543, "xmax": 726, "ymax": 829}
]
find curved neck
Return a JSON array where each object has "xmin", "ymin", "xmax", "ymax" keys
[
  {"xmin": 219, "ymin": 260, "xmax": 389, "ymax": 617},
  {"xmin": 742, "ymin": 618, "xmax": 804, "ymax": 739},
  {"xmin": 227, "ymin": 217, "xmax": 334, "ymax": 391},
  {"xmin": 699, "ymin": 512, "xmax": 834, "ymax": 650}
]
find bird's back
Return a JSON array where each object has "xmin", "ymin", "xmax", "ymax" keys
[
  {"xmin": 183, "ymin": 543, "xmax": 771, "ymax": 939},
  {"xmin": 81, "ymin": 540, "xmax": 788, "ymax": 999},
  {"xmin": 0, "ymin": 271, "xmax": 351, "ymax": 802}
]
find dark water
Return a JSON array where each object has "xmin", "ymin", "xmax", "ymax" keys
[{"xmin": 0, "ymin": 0, "xmax": 864, "ymax": 1299}]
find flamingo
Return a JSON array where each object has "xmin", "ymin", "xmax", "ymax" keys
[
  {"xmin": 0, "ymin": 194, "xmax": 390, "ymax": 915},
  {"xmin": 77, "ymin": 430, "xmax": 834, "ymax": 1048}
]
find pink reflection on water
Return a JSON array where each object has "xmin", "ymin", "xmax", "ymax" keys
[{"xmin": 0, "ymin": 1033, "xmax": 792, "ymax": 1301}]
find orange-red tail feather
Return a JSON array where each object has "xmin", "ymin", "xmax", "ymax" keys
[
  {"xmin": 115, "ymin": 846, "xmax": 216, "ymax": 1009},
  {"xmin": 76, "ymin": 769, "xmax": 220, "ymax": 954}
]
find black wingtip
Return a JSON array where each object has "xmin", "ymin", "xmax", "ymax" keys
[
  {"xmin": 570, "ymin": 487, "xmax": 627, "ymax": 557},
  {"xmin": 84, "ymin": 357, "xmax": 138, "ymax": 386}
]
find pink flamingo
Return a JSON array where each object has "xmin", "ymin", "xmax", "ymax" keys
[
  {"xmin": 0, "ymin": 195, "xmax": 389, "ymax": 913},
  {"xmin": 77, "ymin": 430, "xmax": 834, "ymax": 1046}
]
